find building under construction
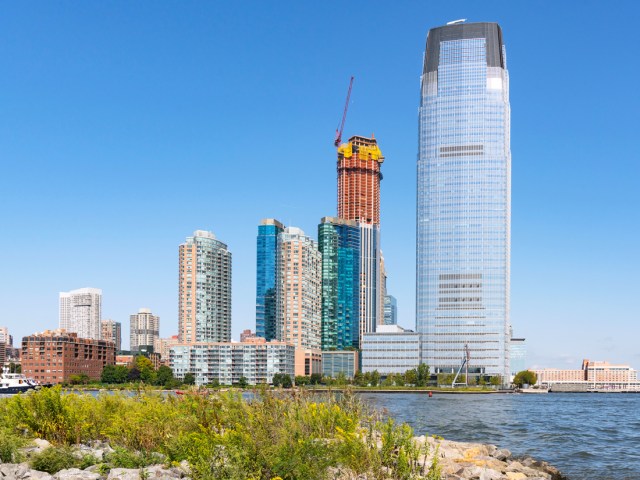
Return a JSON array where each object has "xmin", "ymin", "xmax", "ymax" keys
[{"xmin": 337, "ymin": 135, "xmax": 384, "ymax": 225}]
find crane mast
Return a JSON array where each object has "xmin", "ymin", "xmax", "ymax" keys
[{"xmin": 334, "ymin": 76, "xmax": 354, "ymax": 147}]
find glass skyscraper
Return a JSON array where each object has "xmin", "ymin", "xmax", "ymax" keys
[
  {"xmin": 255, "ymin": 219, "xmax": 284, "ymax": 340},
  {"xmin": 417, "ymin": 22, "xmax": 511, "ymax": 380},
  {"xmin": 318, "ymin": 217, "xmax": 360, "ymax": 350}
]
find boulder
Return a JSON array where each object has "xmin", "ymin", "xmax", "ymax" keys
[
  {"xmin": 106, "ymin": 469, "xmax": 141, "ymax": 480},
  {"xmin": 53, "ymin": 468, "xmax": 101, "ymax": 480},
  {"xmin": 143, "ymin": 465, "xmax": 181, "ymax": 479}
]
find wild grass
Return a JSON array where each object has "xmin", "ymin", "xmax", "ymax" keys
[{"xmin": 0, "ymin": 386, "xmax": 441, "ymax": 479}]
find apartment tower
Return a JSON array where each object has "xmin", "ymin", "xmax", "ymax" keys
[
  {"xmin": 101, "ymin": 320, "xmax": 122, "ymax": 351},
  {"xmin": 178, "ymin": 230, "xmax": 232, "ymax": 344},
  {"xmin": 256, "ymin": 218, "xmax": 284, "ymax": 340},
  {"xmin": 417, "ymin": 21, "xmax": 511, "ymax": 381},
  {"xmin": 275, "ymin": 227, "xmax": 322, "ymax": 376},
  {"xmin": 59, "ymin": 288, "xmax": 102, "ymax": 340},
  {"xmin": 130, "ymin": 308, "xmax": 160, "ymax": 352},
  {"xmin": 318, "ymin": 217, "xmax": 360, "ymax": 350}
]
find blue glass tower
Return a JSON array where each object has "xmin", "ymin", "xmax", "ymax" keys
[
  {"xmin": 256, "ymin": 219, "xmax": 284, "ymax": 340},
  {"xmin": 417, "ymin": 22, "xmax": 511, "ymax": 380},
  {"xmin": 318, "ymin": 217, "xmax": 360, "ymax": 350}
]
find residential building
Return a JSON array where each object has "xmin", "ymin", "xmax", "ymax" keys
[
  {"xmin": 359, "ymin": 223, "xmax": 381, "ymax": 341},
  {"xmin": 361, "ymin": 325, "xmax": 421, "ymax": 375},
  {"xmin": 153, "ymin": 335, "xmax": 180, "ymax": 365},
  {"xmin": 0, "ymin": 343, "xmax": 5, "ymax": 366},
  {"xmin": 0, "ymin": 327, "xmax": 11, "ymax": 346},
  {"xmin": 21, "ymin": 329, "xmax": 115, "ymax": 384},
  {"xmin": 383, "ymin": 295, "xmax": 397, "ymax": 325},
  {"xmin": 322, "ymin": 350, "xmax": 359, "ymax": 379},
  {"xmin": 318, "ymin": 217, "xmax": 360, "ymax": 350},
  {"xmin": 130, "ymin": 308, "xmax": 160, "ymax": 352},
  {"xmin": 240, "ymin": 329, "xmax": 259, "ymax": 342},
  {"xmin": 510, "ymin": 338, "xmax": 526, "ymax": 376},
  {"xmin": 416, "ymin": 21, "xmax": 511, "ymax": 381},
  {"xmin": 101, "ymin": 320, "xmax": 122, "ymax": 352},
  {"xmin": 178, "ymin": 230, "xmax": 232, "ymax": 344},
  {"xmin": 256, "ymin": 218, "xmax": 284, "ymax": 340},
  {"xmin": 275, "ymin": 227, "xmax": 322, "ymax": 376},
  {"xmin": 170, "ymin": 339, "xmax": 295, "ymax": 386},
  {"xmin": 59, "ymin": 288, "xmax": 102, "ymax": 340}
]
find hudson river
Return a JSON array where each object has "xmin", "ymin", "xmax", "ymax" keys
[{"xmin": 359, "ymin": 392, "xmax": 640, "ymax": 480}]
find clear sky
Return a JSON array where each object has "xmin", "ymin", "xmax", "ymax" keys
[{"xmin": 1, "ymin": 1, "xmax": 638, "ymax": 369}]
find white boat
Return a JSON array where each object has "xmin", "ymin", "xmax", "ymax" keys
[
  {"xmin": 519, "ymin": 387, "xmax": 549, "ymax": 394},
  {"xmin": 0, "ymin": 366, "xmax": 40, "ymax": 394}
]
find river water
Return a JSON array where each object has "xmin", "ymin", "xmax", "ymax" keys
[{"xmin": 358, "ymin": 392, "xmax": 640, "ymax": 480}]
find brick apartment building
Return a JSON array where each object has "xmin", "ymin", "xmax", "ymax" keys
[{"xmin": 22, "ymin": 329, "xmax": 115, "ymax": 384}]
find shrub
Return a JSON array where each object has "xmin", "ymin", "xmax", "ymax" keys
[
  {"xmin": 29, "ymin": 446, "xmax": 98, "ymax": 474},
  {"xmin": 0, "ymin": 429, "xmax": 26, "ymax": 463}
]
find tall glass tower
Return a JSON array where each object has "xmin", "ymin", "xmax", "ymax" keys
[
  {"xmin": 417, "ymin": 22, "xmax": 511, "ymax": 381},
  {"xmin": 256, "ymin": 219, "xmax": 284, "ymax": 340},
  {"xmin": 318, "ymin": 217, "xmax": 360, "ymax": 350}
]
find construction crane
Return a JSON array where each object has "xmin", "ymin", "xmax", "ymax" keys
[{"xmin": 334, "ymin": 76, "xmax": 354, "ymax": 147}]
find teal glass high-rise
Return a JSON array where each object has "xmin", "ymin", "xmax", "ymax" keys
[
  {"xmin": 256, "ymin": 219, "xmax": 284, "ymax": 340},
  {"xmin": 318, "ymin": 217, "xmax": 360, "ymax": 350},
  {"xmin": 417, "ymin": 22, "xmax": 511, "ymax": 381}
]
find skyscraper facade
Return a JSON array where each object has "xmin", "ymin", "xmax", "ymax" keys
[
  {"xmin": 336, "ymin": 135, "xmax": 385, "ymax": 343},
  {"xmin": 417, "ymin": 22, "xmax": 511, "ymax": 380},
  {"xmin": 178, "ymin": 230, "xmax": 232, "ymax": 344},
  {"xmin": 59, "ymin": 288, "xmax": 102, "ymax": 340},
  {"xmin": 383, "ymin": 295, "xmax": 397, "ymax": 325},
  {"xmin": 101, "ymin": 319, "xmax": 122, "ymax": 351},
  {"xmin": 318, "ymin": 217, "xmax": 360, "ymax": 350},
  {"xmin": 130, "ymin": 308, "xmax": 160, "ymax": 352},
  {"xmin": 256, "ymin": 218, "xmax": 284, "ymax": 340},
  {"xmin": 275, "ymin": 227, "xmax": 322, "ymax": 375}
]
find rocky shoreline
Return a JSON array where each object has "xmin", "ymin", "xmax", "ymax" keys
[{"xmin": 0, "ymin": 437, "xmax": 566, "ymax": 480}]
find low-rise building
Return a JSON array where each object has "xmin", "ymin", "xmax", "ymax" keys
[
  {"xmin": 533, "ymin": 359, "xmax": 640, "ymax": 391},
  {"xmin": 322, "ymin": 350, "xmax": 359, "ymax": 379},
  {"xmin": 170, "ymin": 339, "xmax": 295, "ymax": 386},
  {"xmin": 21, "ymin": 329, "xmax": 115, "ymax": 384},
  {"xmin": 361, "ymin": 325, "xmax": 421, "ymax": 375}
]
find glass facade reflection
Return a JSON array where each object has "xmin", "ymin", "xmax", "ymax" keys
[
  {"xmin": 318, "ymin": 217, "xmax": 360, "ymax": 350},
  {"xmin": 256, "ymin": 219, "xmax": 284, "ymax": 340},
  {"xmin": 417, "ymin": 22, "xmax": 511, "ymax": 380}
]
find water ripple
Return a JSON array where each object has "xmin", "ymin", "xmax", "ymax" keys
[{"xmin": 358, "ymin": 392, "xmax": 640, "ymax": 480}]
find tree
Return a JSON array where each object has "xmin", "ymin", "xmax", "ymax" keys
[
  {"xmin": 382, "ymin": 373, "xmax": 395, "ymax": 387},
  {"xmin": 154, "ymin": 365, "xmax": 175, "ymax": 387},
  {"xmin": 353, "ymin": 371, "xmax": 365, "ymax": 387},
  {"xmin": 272, "ymin": 373, "xmax": 292, "ymax": 388},
  {"xmin": 127, "ymin": 367, "xmax": 141, "ymax": 382},
  {"xmin": 238, "ymin": 376, "xmax": 248, "ymax": 388},
  {"xmin": 101, "ymin": 365, "xmax": 129, "ymax": 384},
  {"xmin": 404, "ymin": 369, "xmax": 417, "ymax": 386},
  {"xmin": 207, "ymin": 379, "xmax": 220, "ymax": 388},
  {"xmin": 295, "ymin": 375, "xmax": 310, "ymax": 386},
  {"xmin": 309, "ymin": 373, "xmax": 322, "ymax": 385},
  {"xmin": 9, "ymin": 363, "xmax": 21, "ymax": 374},
  {"xmin": 513, "ymin": 370, "xmax": 537, "ymax": 388},
  {"xmin": 369, "ymin": 370, "xmax": 380, "ymax": 387},
  {"xmin": 416, "ymin": 363, "xmax": 430, "ymax": 387},
  {"xmin": 490, "ymin": 375, "xmax": 502, "ymax": 387},
  {"xmin": 135, "ymin": 356, "xmax": 155, "ymax": 383},
  {"xmin": 183, "ymin": 372, "xmax": 196, "ymax": 385},
  {"xmin": 335, "ymin": 371, "xmax": 348, "ymax": 386}
]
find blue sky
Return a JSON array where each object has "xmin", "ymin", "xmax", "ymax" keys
[{"xmin": 1, "ymin": 2, "xmax": 638, "ymax": 369}]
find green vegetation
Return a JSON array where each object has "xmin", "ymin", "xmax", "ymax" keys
[
  {"xmin": 99, "ymin": 357, "xmax": 182, "ymax": 389},
  {"xmin": 513, "ymin": 370, "xmax": 537, "ymax": 388},
  {"xmin": 0, "ymin": 386, "xmax": 441, "ymax": 479}
]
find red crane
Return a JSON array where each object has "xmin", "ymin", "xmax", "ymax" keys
[{"xmin": 334, "ymin": 76, "xmax": 354, "ymax": 147}]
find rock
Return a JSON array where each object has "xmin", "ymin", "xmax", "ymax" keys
[
  {"xmin": 53, "ymin": 468, "xmax": 101, "ymax": 480},
  {"xmin": 493, "ymin": 448, "xmax": 511, "ymax": 461},
  {"xmin": 33, "ymin": 439, "xmax": 52, "ymax": 450},
  {"xmin": 506, "ymin": 473, "xmax": 527, "ymax": 480},
  {"xmin": 107, "ymin": 469, "xmax": 141, "ymax": 480},
  {"xmin": 143, "ymin": 465, "xmax": 181, "ymax": 478}
]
